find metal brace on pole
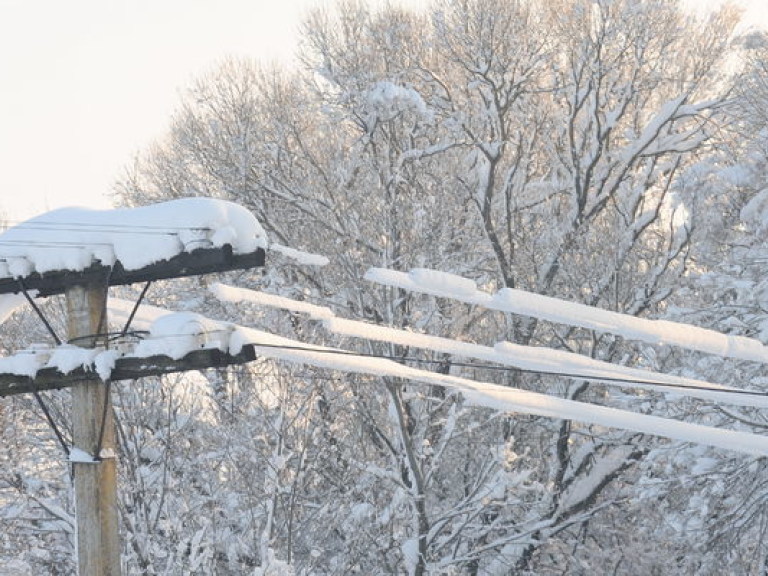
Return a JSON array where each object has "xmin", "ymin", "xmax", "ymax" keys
[{"xmin": 17, "ymin": 279, "xmax": 62, "ymax": 345}]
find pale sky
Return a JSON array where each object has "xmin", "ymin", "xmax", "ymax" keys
[
  {"xmin": 0, "ymin": 0, "xmax": 320, "ymax": 220},
  {"xmin": 0, "ymin": 0, "xmax": 766, "ymax": 221}
]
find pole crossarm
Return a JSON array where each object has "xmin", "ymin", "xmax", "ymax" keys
[
  {"xmin": 0, "ymin": 346, "xmax": 258, "ymax": 397},
  {"xmin": 0, "ymin": 245, "xmax": 266, "ymax": 297}
]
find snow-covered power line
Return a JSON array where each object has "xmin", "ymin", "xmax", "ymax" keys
[
  {"xmin": 209, "ymin": 283, "xmax": 768, "ymax": 408},
  {"xmin": 3, "ymin": 220, "xmax": 212, "ymax": 232},
  {"xmin": 228, "ymin": 325, "xmax": 768, "ymax": 457},
  {"xmin": 365, "ymin": 267, "xmax": 768, "ymax": 365},
  {"xmin": 6, "ymin": 304, "xmax": 768, "ymax": 457}
]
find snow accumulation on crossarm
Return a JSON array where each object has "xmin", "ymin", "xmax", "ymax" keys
[
  {"xmin": 0, "ymin": 198, "xmax": 268, "ymax": 279},
  {"xmin": 365, "ymin": 267, "xmax": 768, "ymax": 364}
]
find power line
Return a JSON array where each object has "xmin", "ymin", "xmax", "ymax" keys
[
  {"xmin": 231, "ymin": 339, "xmax": 768, "ymax": 399},
  {"xmin": 0, "ymin": 240, "xmax": 116, "ymax": 249},
  {"xmin": 27, "ymin": 329, "xmax": 767, "ymax": 401},
  {"xmin": 0, "ymin": 233, "xmax": 205, "ymax": 253},
  {"xmin": 0, "ymin": 220, "xmax": 215, "ymax": 251},
  {"xmin": 2, "ymin": 219, "xmax": 211, "ymax": 232}
]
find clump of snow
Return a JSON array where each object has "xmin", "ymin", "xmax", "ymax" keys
[
  {"xmin": 408, "ymin": 268, "xmax": 478, "ymax": 297},
  {"xmin": 740, "ymin": 188, "xmax": 768, "ymax": 232},
  {"xmin": 0, "ymin": 198, "xmax": 268, "ymax": 279},
  {"xmin": 253, "ymin": 548, "xmax": 294, "ymax": 576},
  {"xmin": 365, "ymin": 267, "xmax": 492, "ymax": 305},
  {"xmin": 270, "ymin": 243, "xmax": 329, "ymax": 266},
  {"xmin": 401, "ymin": 538, "xmax": 420, "ymax": 576},
  {"xmin": 94, "ymin": 350, "xmax": 121, "ymax": 381},
  {"xmin": 69, "ymin": 447, "xmax": 96, "ymax": 463},
  {"xmin": 0, "ymin": 348, "xmax": 47, "ymax": 377},
  {"xmin": 368, "ymin": 267, "xmax": 768, "ymax": 365},
  {"xmin": 366, "ymin": 81, "xmax": 431, "ymax": 124},
  {"xmin": 718, "ymin": 164, "xmax": 752, "ymax": 188},
  {"xmin": 48, "ymin": 346, "xmax": 101, "ymax": 375},
  {"xmin": 211, "ymin": 283, "xmax": 334, "ymax": 320},
  {"xmin": 133, "ymin": 311, "xmax": 233, "ymax": 359}
]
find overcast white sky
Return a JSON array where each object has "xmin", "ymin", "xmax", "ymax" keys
[{"xmin": 0, "ymin": 0, "xmax": 765, "ymax": 221}]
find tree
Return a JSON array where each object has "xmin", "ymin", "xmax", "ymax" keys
[
  {"xmin": 650, "ymin": 30, "xmax": 768, "ymax": 575},
  {"xmin": 113, "ymin": 0, "xmax": 746, "ymax": 573},
  {"xmin": 0, "ymin": 302, "xmax": 74, "ymax": 574}
]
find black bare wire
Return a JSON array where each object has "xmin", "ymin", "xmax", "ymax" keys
[
  {"xmin": 235, "ymin": 340, "xmax": 768, "ymax": 399},
  {"xmin": 0, "ymin": 220, "xmax": 214, "ymax": 253},
  {"xmin": 11, "ymin": 280, "xmax": 70, "ymax": 455}
]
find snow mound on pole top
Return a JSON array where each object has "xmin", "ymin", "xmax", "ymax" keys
[{"xmin": 0, "ymin": 198, "xmax": 268, "ymax": 277}]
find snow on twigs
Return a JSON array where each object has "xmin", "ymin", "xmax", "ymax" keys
[
  {"xmin": 366, "ymin": 267, "xmax": 768, "ymax": 364},
  {"xmin": 0, "ymin": 293, "xmax": 26, "ymax": 325},
  {"xmin": 0, "ymin": 198, "xmax": 268, "ymax": 278}
]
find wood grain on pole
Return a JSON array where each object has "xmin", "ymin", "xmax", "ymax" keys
[{"xmin": 66, "ymin": 282, "xmax": 121, "ymax": 576}]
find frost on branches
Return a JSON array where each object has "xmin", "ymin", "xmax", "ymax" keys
[{"xmin": 3, "ymin": 0, "xmax": 766, "ymax": 575}]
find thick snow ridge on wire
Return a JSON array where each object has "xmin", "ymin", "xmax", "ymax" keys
[
  {"xmin": 105, "ymin": 301, "xmax": 768, "ymax": 456},
  {"xmin": 210, "ymin": 283, "xmax": 768, "ymax": 409},
  {"xmin": 0, "ymin": 198, "xmax": 267, "ymax": 278},
  {"xmin": 365, "ymin": 267, "xmax": 768, "ymax": 364},
  {"xmin": 123, "ymin": 299, "xmax": 758, "ymax": 456},
  {"xmin": 224, "ymin": 325, "xmax": 768, "ymax": 456}
]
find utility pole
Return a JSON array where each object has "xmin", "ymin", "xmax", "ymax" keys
[
  {"xmin": 0, "ymin": 243, "xmax": 266, "ymax": 575},
  {"xmin": 66, "ymin": 281, "xmax": 120, "ymax": 575}
]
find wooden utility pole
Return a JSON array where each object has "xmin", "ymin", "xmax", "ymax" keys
[
  {"xmin": 66, "ymin": 282, "xmax": 120, "ymax": 576},
  {"xmin": 0, "ymin": 243, "xmax": 266, "ymax": 574}
]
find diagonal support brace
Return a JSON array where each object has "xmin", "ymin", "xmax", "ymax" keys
[
  {"xmin": 121, "ymin": 280, "xmax": 152, "ymax": 336},
  {"xmin": 17, "ymin": 278, "xmax": 62, "ymax": 345}
]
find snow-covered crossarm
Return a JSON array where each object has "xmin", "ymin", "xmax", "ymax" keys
[
  {"xmin": 211, "ymin": 283, "xmax": 768, "ymax": 409},
  {"xmin": 0, "ymin": 344, "xmax": 256, "ymax": 398},
  {"xmin": 0, "ymin": 198, "xmax": 267, "ymax": 297},
  {"xmin": 365, "ymin": 268, "xmax": 768, "ymax": 365}
]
